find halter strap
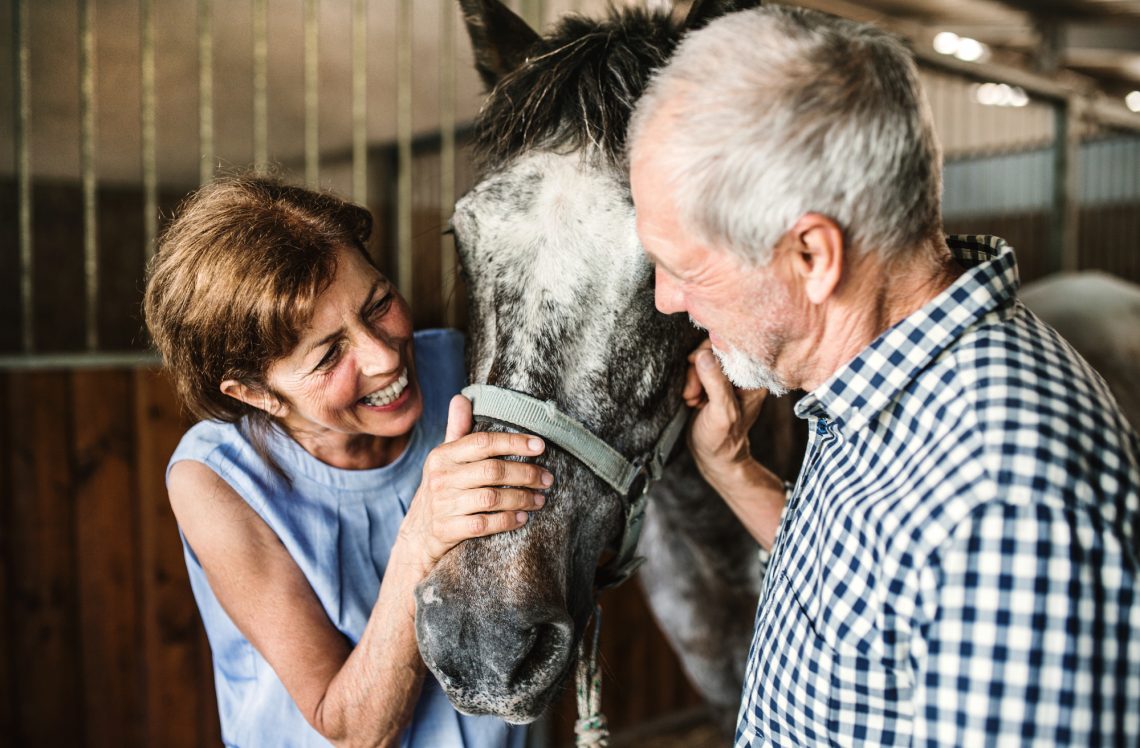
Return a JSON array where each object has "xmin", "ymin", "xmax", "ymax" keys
[{"xmin": 461, "ymin": 384, "xmax": 689, "ymax": 588}]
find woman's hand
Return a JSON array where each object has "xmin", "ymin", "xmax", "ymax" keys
[
  {"xmin": 399, "ymin": 394, "xmax": 551, "ymax": 573},
  {"xmin": 683, "ymin": 339, "xmax": 769, "ymax": 489}
]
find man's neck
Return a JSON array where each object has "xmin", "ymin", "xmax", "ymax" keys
[{"xmin": 796, "ymin": 238, "xmax": 962, "ymax": 392}]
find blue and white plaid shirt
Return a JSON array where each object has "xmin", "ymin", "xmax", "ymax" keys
[{"xmin": 735, "ymin": 236, "xmax": 1140, "ymax": 746}]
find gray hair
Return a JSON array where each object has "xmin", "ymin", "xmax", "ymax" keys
[{"xmin": 629, "ymin": 5, "xmax": 943, "ymax": 264}]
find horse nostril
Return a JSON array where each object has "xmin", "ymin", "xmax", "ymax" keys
[{"xmin": 506, "ymin": 616, "xmax": 573, "ymax": 690}]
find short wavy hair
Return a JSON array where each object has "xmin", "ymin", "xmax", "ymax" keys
[
  {"xmin": 144, "ymin": 174, "xmax": 373, "ymax": 429},
  {"xmin": 630, "ymin": 5, "xmax": 944, "ymax": 264}
]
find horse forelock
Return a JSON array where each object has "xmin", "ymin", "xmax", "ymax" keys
[{"xmin": 473, "ymin": 6, "xmax": 680, "ymax": 171}]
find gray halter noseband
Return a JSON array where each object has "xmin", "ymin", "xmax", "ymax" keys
[{"xmin": 461, "ymin": 384, "xmax": 689, "ymax": 588}]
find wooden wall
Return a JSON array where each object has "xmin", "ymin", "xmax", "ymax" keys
[
  {"xmin": 0, "ymin": 368, "xmax": 217, "ymax": 747},
  {"xmin": 0, "ymin": 367, "xmax": 704, "ymax": 747}
]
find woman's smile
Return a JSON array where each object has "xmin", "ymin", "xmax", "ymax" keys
[{"xmin": 359, "ymin": 368, "xmax": 414, "ymax": 411}]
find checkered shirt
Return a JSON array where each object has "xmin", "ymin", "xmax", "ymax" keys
[{"xmin": 735, "ymin": 236, "xmax": 1140, "ymax": 746}]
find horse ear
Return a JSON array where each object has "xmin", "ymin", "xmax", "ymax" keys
[
  {"xmin": 458, "ymin": 0, "xmax": 541, "ymax": 89},
  {"xmin": 681, "ymin": 0, "xmax": 763, "ymax": 32}
]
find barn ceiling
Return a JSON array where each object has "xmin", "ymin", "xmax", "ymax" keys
[
  {"xmin": 2, "ymin": 0, "xmax": 1138, "ymax": 186},
  {"xmin": 798, "ymin": 0, "xmax": 1140, "ymax": 98}
]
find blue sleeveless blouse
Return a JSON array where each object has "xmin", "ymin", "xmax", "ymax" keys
[{"xmin": 169, "ymin": 329, "xmax": 526, "ymax": 748}]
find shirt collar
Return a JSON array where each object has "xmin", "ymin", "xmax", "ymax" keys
[{"xmin": 794, "ymin": 235, "xmax": 1020, "ymax": 431}]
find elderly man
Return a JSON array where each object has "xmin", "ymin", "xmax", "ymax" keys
[{"xmin": 629, "ymin": 6, "xmax": 1140, "ymax": 747}]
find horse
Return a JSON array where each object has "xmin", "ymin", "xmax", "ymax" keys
[
  {"xmin": 414, "ymin": 0, "xmax": 1140, "ymax": 730},
  {"xmin": 413, "ymin": 0, "xmax": 791, "ymax": 726}
]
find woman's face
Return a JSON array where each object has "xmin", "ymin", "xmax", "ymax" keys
[{"xmin": 264, "ymin": 244, "xmax": 423, "ymax": 446}]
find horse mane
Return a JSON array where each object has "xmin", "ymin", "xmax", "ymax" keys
[{"xmin": 473, "ymin": 6, "xmax": 681, "ymax": 170}]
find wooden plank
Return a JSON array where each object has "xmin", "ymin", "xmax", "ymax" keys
[
  {"xmin": 6, "ymin": 370, "xmax": 84, "ymax": 745},
  {"xmin": 33, "ymin": 183, "xmax": 87, "ymax": 351},
  {"xmin": 0, "ymin": 372, "xmax": 13, "ymax": 738},
  {"xmin": 0, "ymin": 181, "xmax": 22, "ymax": 352},
  {"xmin": 412, "ymin": 147, "xmax": 444, "ymax": 328},
  {"xmin": 133, "ymin": 368, "xmax": 214, "ymax": 747},
  {"xmin": 96, "ymin": 187, "xmax": 146, "ymax": 351},
  {"xmin": 72, "ymin": 368, "xmax": 144, "ymax": 747}
]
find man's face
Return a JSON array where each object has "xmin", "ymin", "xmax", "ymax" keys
[{"xmin": 631, "ymin": 141, "xmax": 799, "ymax": 395}]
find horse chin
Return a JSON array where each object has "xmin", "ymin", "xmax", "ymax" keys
[
  {"xmin": 425, "ymin": 629, "xmax": 578, "ymax": 724},
  {"xmin": 415, "ymin": 555, "xmax": 599, "ymax": 723},
  {"xmin": 414, "ymin": 455, "xmax": 616, "ymax": 722}
]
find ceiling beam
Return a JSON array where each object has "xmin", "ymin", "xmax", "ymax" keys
[{"xmin": 789, "ymin": 0, "xmax": 1140, "ymax": 133}]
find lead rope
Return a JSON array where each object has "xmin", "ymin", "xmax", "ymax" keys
[{"xmin": 574, "ymin": 605, "xmax": 609, "ymax": 747}]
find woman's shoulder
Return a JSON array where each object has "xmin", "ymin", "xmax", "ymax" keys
[
  {"xmin": 168, "ymin": 419, "xmax": 284, "ymax": 500},
  {"xmin": 170, "ymin": 419, "xmax": 256, "ymax": 470},
  {"xmin": 414, "ymin": 328, "xmax": 465, "ymax": 367},
  {"xmin": 413, "ymin": 328, "xmax": 466, "ymax": 404}
]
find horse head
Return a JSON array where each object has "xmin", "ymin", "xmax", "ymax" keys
[{"xmin": 414, "ymin": 0, "xmax": 761, "ymax": 723}]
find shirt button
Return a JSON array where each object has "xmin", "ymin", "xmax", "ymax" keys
[{"xmin": 816, "ymin": 418, "xmax": 828, "ymax": 435}]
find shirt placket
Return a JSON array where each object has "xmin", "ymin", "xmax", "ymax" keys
[{"xmin": 760, "ymin": 414, "xmax": 832, "ymax": 598}]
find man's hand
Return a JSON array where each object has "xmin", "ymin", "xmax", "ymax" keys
[
  {"xmin": 684, "ymin": 340, "xmax": 768, "ymax": 486},
  {"xmin": 683, "ymin": 340, "xmax": 787, "ymax": 550}
]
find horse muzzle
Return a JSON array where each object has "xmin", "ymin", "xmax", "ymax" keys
[{"xmin": 415, "ymin": 569, "xmax": 575, "ymax": 723}]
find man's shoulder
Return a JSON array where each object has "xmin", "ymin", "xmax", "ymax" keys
[
  {"xmin": 917, "ymin": 302, "xmax": 1138, "ymax": 508},
  {"xmin": 947, "ymin": 301, "xmax": 1124, "ymax": 431}
]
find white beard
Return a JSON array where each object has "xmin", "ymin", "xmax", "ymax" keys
[{"xmin": 712, "ymin": 342, "xmax": 790, "ymax": 397}]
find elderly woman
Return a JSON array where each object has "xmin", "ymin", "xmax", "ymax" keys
[{"xmin": 144, "ymin": 175, "xmax": 546, "ymax": 747}]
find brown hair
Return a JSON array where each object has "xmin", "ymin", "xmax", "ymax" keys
[{"xmin": 144, "ymin": 174, "xmax": 374, "ymax": 440}]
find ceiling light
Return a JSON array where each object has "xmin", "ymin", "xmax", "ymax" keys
[
  {"xmin": 954, "ymin": 37, "xmax": 986, "ymax": 62},
  {"xmin": 932, "ymin": 31, "xmax": 960, "ymax": 56},
  {"xmin": 975, "ymin": 83, "xmax": 1030, "ymax": 108},
  {"xmin": 1127, "ymin": 91, "xmax": 1140, "ymax": 113}
]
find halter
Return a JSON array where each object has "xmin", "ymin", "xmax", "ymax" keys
[{"xmin": 461, "ymin": 384, "xmax": 689, "ymax": 588}]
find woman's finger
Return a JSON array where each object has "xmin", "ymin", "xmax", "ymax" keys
[
  {"xmin": 460, "ymin": 487, "xmax": 546, "ymax": 514},
  {"xmin": 442, "ymin": 510, "xmax": 530, "ymax": 542},
  {"xmin": 451, "ymin": 459, "xmax": 554, "ymax": 491},
  {"xmin": 443, "ymin": 430, "xmax": 546, "ymax": 464},
  {"xmin": 444, "ymin": 394, "xmax": 474, "ymax": 443}
]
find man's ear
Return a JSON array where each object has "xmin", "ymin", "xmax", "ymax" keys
[
  {"xmin": 785, "ymin": 213, "xmax": 844, "ymax": 305},
  {"xmin": 221, "ymin": 379, "xmax": 289, "ymax": 418}
]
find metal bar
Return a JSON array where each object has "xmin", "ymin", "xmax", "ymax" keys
[
  {"xmin": 304, "ymin": 0, "xmax": 319, "ymax": 187},
  {"xmin": 253, "ymin": 0, "xmax": 268, "ymax": 172},
  {"xmin": 440, "ymin": 0, "xmax": 457, "ymax": 326},
  {"xmin": 15, "ymin": 0, "xmax": 33, "ymax": 352},
  {"xmin": 198, "ymin": 0, "xmax": 214, "ymax": 184},
  {"xmin": 0, "ymin": 352, "xmax": 162, "ymax": 371},
  {"xmin": 141, "ymin": 0, "xmax": 157, "ymax": 262},
  {"xmin": 1050, "ymin": 98, "xmax": 1082, "ymax": 273},
  {"xmin": 397, "ymin": 0, "xmax": 413, "ymax": 303},
  {"xmin": 80, "ymin": 0, "xmax": 99, "ymax": 350},
  {"xmin": 352, "ymin": 0, "xmax": 367, "ymax": 203}
]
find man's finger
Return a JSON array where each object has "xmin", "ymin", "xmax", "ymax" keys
[
  {"xmin": 738, "ymin": 386, "xmax": 769, "ymax": 425},
  {"xmin": 693, "ymin": 348, "xmax": 737, "ymax": 426},
  {"xmin": 683, "ymin": 363, "xmax": 705, "ymax": 406}
]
